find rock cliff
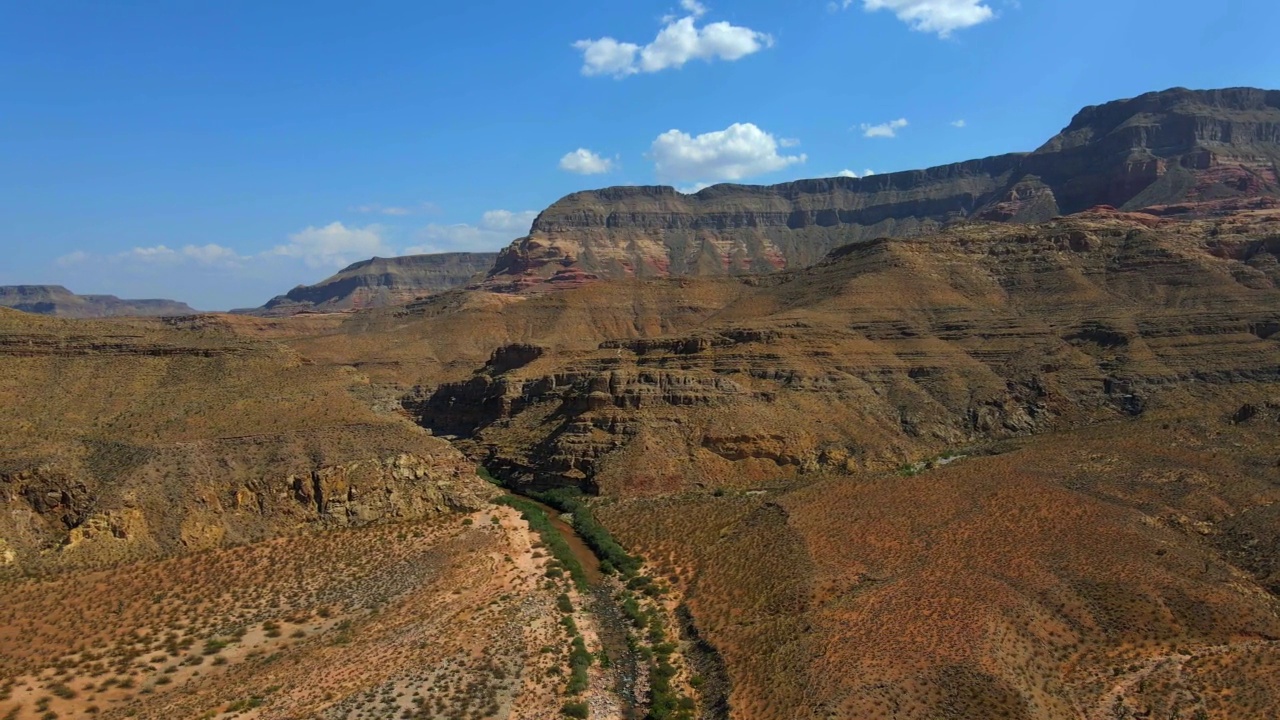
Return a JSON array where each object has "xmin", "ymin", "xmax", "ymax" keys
[
  {"xmin": 0, "ymin": 310, "xmax": 496, "ymax": 572},
  {"xmin": 485, "ymin": 87, "xmax": 1280, "ymax": 290},
  {"xmin": 408, "ymin": 208, "xmax": 1280, "ymax": 493},
  {"xmin": 238, "ymin": 252, "xmax": 498, "ymax": 316}
]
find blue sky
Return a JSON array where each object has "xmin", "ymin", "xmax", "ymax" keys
[{"xmin": 3, "ymin": 0, "xmax": 1278, "ymax": 309}]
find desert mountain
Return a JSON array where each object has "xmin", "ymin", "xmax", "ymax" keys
[
  {"xmin": 237, "ymin": 252, "xmax": 498, "ymax": 316},
  {"xmin": 405, "ymin": 207, "xmax": 1280, "ymax": 493},
  {"xmin": 485, "ymin": 87, "xmax": 1280, "ymax": 291},
  {"xmin": 4, "ymin": 87, "xmax": 1280, "ymax": 720},
  {"xmin": 0, "ymin": 285, "xmax": 196, "ymax": 317}
]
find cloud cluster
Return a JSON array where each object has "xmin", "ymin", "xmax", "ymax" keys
[
  {"xmin": 56, "ymin": 207, "xmax": 539, "ymax": 281},
  {"xmin": 407, "ymin": 209, "xmax": 538, "ymax": 254},
  {"xmin": 559, "ymin": 148, "xmax": 615, "ymax": 175},
  {"xmin": 837, "ymin": 168, "xmax": 876, "ymax": 178},
  {"xmin": 51, "ymin": 209, "xmax": 539, "ymax": 309},
  {"xmin": 270, "ymin": 222, "xmax": 391, "ymax": 268},
  {"xmin": 575, "ymin": 3, "xmax": 772, "ymax": 78},
  {"xmin": 77, "ymin": 242, "xmax": 250, "ymax": 268},
  {"xmin": 652, "ymin": 122, "xmax": 805, "ymax": 185},
  {"xmin": 860, "ymin": 118, "xmax": 909, "ymax": 138},
  {"xmin": 851, "ymin": 0, "xmax": 996, "ymax": 37}
]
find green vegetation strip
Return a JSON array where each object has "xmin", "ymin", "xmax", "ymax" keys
[
  {"xmin": 532, "ymin": 488, "xmax": 642, "ymax": 577},
  {"xmin": 495, "ymin": 495, "xmax": 588, "ymax": 590}
]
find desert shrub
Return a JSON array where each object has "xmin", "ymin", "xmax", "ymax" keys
[
  {"xmin": 226, "ymin": 696, "xmax": 263, "ymax": 712},
  {"xmin": 476, "ymin": 466, "xmax": 503, "ymax": 487},
  {"xmin": 566, "ymin": 637, "xmax": 592, "ymax": 695},
  {"xmin": 562, "ymin": 700, "xmax": 590, "ymax": 718},
  {"xmin": 533, "ymin": 489, "xmax": 641, "ymax": 577},
  {"xmin": 496, "ymin": 496, "xmax": 587, "ymax": 589},
  {"xmin": 202, "ymin": 639, "xmax": 229, "ymax": 655}
]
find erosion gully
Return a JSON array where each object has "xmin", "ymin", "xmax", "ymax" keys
[{"xmin": 518, "ymin": 496, "xmax": 642, "ymax": 716}]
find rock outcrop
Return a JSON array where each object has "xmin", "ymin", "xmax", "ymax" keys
[
  {"xmin": 0, "ymin": 433, "xmax": 492, "ymax": 567},
  {"xmin": 409, "ymin": 209, "xmax": 1280, "ymax": 494},
  {"xmin": 485, "ymin": 87, "xmax": 1280, "ymax": 291},
  {"xmin": 238, "ymin": 252, "xmax": 498, "ymax": 316},
  {"xmin": 0, "ymin": 310, "xmax": 496, "ymax": 573},
  {"xmin": 0, "ymin": 285, "xmax": 197, "ymax": 317}
]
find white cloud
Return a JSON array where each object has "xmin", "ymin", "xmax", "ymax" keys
[
  {"xmin": 181, "ymin": 244, "xmax": 244, "ymax": 266},
  {"xmin": 118, "ymin": 243, "xmax": 246, "ymax": 267},
  {"xmin": 575, "ymin": 4, "xmax": 772, "ymax": 78},
  {"xmin": 858, "ymin": 0, "xmax": 995, "ymax": 37},
  {"xmin": 480, "ymin": 210, "xmax": 539, "ymax": 234},
  {"xmin": 559, "ymin": 148, "xmax": 615, "ymax": 175},
  {"xmin": 55, "ymin": 250, "xmax": 90, "ymax": 267},
  {"xmin": 270, "ymin": 222, "xmax": 390, "ymax": 268},
  {"xmin": 407, "ymin": 209, "xmax": 539, "ymax": 254},
  {"xmin": 778, "ymin": 137, "xmax": 801, "ymax": 148},
  {"xmin": 678, "ymin": 182, "xmax": 713, "ymax": 194},
  {"xmin": 680, "ymin": 0, "xmax": 708, "ymax": 16},
  {"xmin": 123, "ymin": 245, "xmax": 178, "ymax": 262},
  {"xmin": 860, "ymin": 118, "xmax": 908, "ymax": 138},
  {"xmin": 574, "ymin": 38, "xmax": 641, "ymax": 78},
  {"xmin": 352, "ymin": 202, "xmax": 438, "ymax": 216},
  {"xmin": 951, "ymin": 119, "xmax": 967, "ymax": 128},
  {"xmin": 836, "ymin": 168, "xmax": 876, "ymax": 178},
  {"xmin": 652, "ymin": 122, "xmax": 805, "ymax": 184}
]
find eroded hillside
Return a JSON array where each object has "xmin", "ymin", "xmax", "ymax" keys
[{"xmin": 403, "ymin": 209, "xmax": 1280, "ymax": 494}]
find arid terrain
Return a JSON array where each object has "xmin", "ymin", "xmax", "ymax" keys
[{"xmin": 3, "ymin": 87, "xmax": 1280, "ymax": 719}]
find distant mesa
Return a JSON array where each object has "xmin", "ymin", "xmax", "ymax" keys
[
  {"xmin": 484, "ymin": 86, "xmax": 1280, "ymax": 291},
  {"xmin": 0, "ymin": 285, "xmax": 196, "ymax": 318},
  {"xmin": 234, "ymin": 252, "xmax": 499, "ymax": 316}
]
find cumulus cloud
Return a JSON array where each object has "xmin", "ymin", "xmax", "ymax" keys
[
  {"xmin": 951, "ymin": 119, "xmax": 967, "ymax": 128},
  {"xmin": 407, "ymin": 209, "xmax": 539, "ymax": 254},
  {"xmin": 117, "ymin": 243, "xmax": 247, "ymax": 267},
  {"xmin": 855, "ymin": 0, "xmax": 995, "ymax": 37},
  {"xmin": 680, "ymin": 0, "xmax": 708, "ymax": 16},
  {"xmin": 559, "ymin": 148, "xmax": 615, "ymax": 175},
  {"xmin": 270, "ymin": 222, "xmax": 391, "ymax": 268},
  {"xmin": 860, "ymin": 118, "xmax": 908, "ymax": 138},
  {"xmin": 836, "ymin": 168, "xmax": 876, "ymax": 178},
  {"xmin": 652, "ymin": 122, "xmax": 805, "ymax": 185},
  {"xmin": 101, "ymin": 230, "xmax": 383, "ymax": 271},
  {"xmin": 480, "ymin": 210, "xmax": 539, "ymax": 234},
  {"xmin": 575, "ymin": 4, "xmax": 772, "ymax": 78}
]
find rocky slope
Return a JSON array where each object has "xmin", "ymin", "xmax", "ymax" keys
[
  {"xmin": 485, "ymin": 87, "xmax": 1280, "ymax": 291},
  {"xmin": 0, "ymin": 285, "xmax": 196, "ymax": 317},
  {"xmin": 406, "ymin": 208, "xmax": 1280, "ymax": 494},
  {"xmin": 0, "ymin": 310, "xmax": 494, "ymax": 573},
  {"xmin": 600, "ymin": 416, "xmax": 1280, "ymax": 720},
  {"xmin": 238, "ymin": 252, "xmax": 498, "ymax": 316}
]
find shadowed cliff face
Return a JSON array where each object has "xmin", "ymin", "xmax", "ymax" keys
[{"xmin": 485, "ymin": 87, "xmax": 1280, "ymax": 291}]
